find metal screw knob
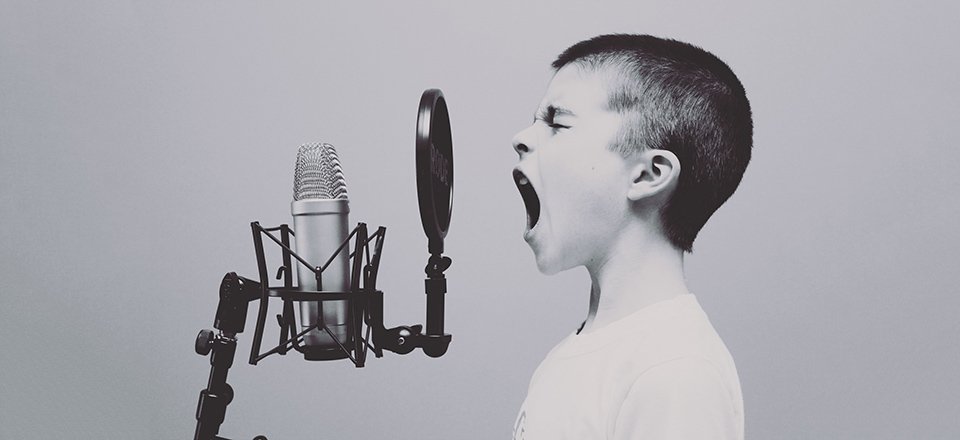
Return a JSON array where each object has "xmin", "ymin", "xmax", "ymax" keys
[{"xmin": 195, "ymin": 329, "xmax": 215, "ymax": 356}]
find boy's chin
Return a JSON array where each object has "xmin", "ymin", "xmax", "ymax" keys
[{"xmin": 534, "ymin": 252, "xmax": 574, "ymax": 275}]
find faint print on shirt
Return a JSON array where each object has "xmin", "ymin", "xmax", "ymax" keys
[{"xmin": 513, "ymin": 410, "xmax": 526, "ymax": 440}]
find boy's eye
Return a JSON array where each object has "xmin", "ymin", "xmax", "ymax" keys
[{"xmin": 534, "ymin": 106, "xmax": 571, "ymax": 131}]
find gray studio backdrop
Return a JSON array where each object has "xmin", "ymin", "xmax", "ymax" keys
[{"xmin": 2, "ymin": 1, "xmax": 958, "ymax": 439}]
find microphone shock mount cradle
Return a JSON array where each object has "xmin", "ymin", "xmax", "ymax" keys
[{"xmin": 193, "ymin": 222, "xmax": 452, "ymax": 440}]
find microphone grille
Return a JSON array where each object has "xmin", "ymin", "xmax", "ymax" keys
[{"xmin": 293, "ymin": 143, "xmax": 348, "ymax": 200}]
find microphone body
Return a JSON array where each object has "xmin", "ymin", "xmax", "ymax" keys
[{"xmin": 291, "ymin": 143, "xmax": 352, "ymax": 361}]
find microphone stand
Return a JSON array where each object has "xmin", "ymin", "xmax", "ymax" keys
[
  {"xmin": 193, "ymin": 272, "xmax": 259, "ymax": 440},
  {"xmin": 192, "ymin": 221, "xmax": 452, "ymax": 440}
]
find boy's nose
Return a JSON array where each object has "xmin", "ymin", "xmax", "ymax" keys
[{"xmin": 512, "ymin": 128, "xmax": 535, "ymax": 158}]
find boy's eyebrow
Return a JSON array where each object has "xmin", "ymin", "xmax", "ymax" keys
[{"xmin": 534, "ymin": 104, "xmax": 576, "ymax": 121}]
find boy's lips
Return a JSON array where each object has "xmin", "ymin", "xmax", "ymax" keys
[{"xmin": 513, "ymin": 168, "xmax": 541, "ymax": 233}]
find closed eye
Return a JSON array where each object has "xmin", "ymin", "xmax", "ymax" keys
[{"xmin": 536, "ymin": 105, "xmax": 572, "ymax": 131}]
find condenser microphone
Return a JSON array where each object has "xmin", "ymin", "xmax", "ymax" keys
[{"xmin": 291, "ymin": 143, "xmax": 352, "ymax": 361}]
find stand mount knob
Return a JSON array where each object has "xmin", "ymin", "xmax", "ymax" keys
[{"xmin": 195, "ymin": 329, "xmax": 215, "ymax": 356}]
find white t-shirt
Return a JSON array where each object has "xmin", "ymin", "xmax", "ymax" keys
[{"xmin": 513, "ymin": 294, "xmax": 743, "ymax": 440}]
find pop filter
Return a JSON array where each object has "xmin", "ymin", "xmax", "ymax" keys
[{"xmin": 416, "ymin": 89, "xmax": 454, "ymax": 255}]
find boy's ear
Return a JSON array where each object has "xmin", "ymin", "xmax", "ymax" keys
[{"xmin": 627, "ymin": 149, "xmax": 681, "ymax": 202}]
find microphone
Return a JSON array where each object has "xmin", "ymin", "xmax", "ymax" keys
[
  {"xmin": 191, "ymin": 90, "xmax": 456, "ymax": 440},
  {"xmin": 291, "ymin": 142, "xmax": 353, "ymax": 361}
]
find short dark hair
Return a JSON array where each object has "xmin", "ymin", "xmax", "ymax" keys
[{"xmin": 553, "ymin": 34, "xmax": 753, "ymax": 252}]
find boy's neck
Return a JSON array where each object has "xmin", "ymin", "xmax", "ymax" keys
[{"xmin": 580, "ymin": 227, "xmax": 688, "ymax": 334}]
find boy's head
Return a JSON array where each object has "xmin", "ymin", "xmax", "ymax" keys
[{"xmin": 513, "ymin": 34, "xmax": 752, "ymax": 273}]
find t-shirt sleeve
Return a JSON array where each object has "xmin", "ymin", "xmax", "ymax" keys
[{"xmin": 612, "ymin": 357, "xmax": 739, "ymax": 440}]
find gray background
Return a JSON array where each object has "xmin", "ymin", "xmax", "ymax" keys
[{"xmin": 2, "ymin": 1, "xmax": 958, "ymax": 439}]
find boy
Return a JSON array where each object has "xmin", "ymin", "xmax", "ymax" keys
[{"xmin": 511, "ymin": 34, "xmax": 752, "ymax": 439}]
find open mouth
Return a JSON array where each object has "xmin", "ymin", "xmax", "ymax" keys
[{"xmin": 513, "ymin": 169, "xmax": 540, "ymax": 230}]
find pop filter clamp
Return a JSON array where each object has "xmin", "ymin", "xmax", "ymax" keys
[{"xmin": 191, "ymin": 89, "xmax": 454, "ymax": 440}]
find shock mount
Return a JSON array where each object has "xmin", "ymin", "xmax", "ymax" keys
[{"xmin": 192, "ymin": 222, "xmax": 452, "ymax": 440}]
